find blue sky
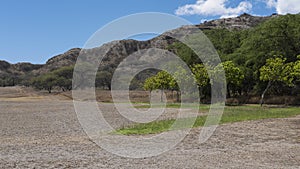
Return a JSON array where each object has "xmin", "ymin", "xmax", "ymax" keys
[{"xmin": 0, "ymin": 0, "xmax": 298, "ymax": 64}]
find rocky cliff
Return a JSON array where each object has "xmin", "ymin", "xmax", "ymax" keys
[{"xmin": 198, "ymin": 13, "xmax": 279, "ymax": 30}]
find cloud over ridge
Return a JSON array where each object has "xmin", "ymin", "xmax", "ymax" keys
[
  {"xmin": 175, "ymin": 0, "xmax": 252, "ymax": 18},
  {"xmin": 175, "ymin": 0, "xmax": 300, "ymax": 18},
  {"xmin": 275, "ymin": 0, "xmax": 300, "ymax": 14}
]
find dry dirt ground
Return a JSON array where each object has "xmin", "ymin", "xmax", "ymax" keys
[{"xmin": 0, "ymin": 87, "xmax": 299, "ymax": 169}]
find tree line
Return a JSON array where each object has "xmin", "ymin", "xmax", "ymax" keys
[
  {"xmin": 143, "ymin": 56, "xmax": 300, "ymax": 105},
  {"xmin": 30, "ymin": 64, "xmax": 114, "ymax": 93}
]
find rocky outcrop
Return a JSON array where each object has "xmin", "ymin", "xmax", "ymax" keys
[
  {"xmin": 198, "ymin": 13, "xmax": 279, "ymax": 30},
  {"xmin": 36, "ymin": 48, "xmax": 81, "ymax": 74}
]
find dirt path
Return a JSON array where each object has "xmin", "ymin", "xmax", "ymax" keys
[{"xmin": 0, "ymin": 87, "xmax": 299, "ymax": 168}]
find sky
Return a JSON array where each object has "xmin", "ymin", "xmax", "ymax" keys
[{"xmin": 0, "ymin": 0, "xmax": 299, "ymax": 64}]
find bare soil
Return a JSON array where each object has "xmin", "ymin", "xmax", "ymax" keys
[{"xmin": 0, "ymin": 87, "xmax": 299, "ymax": 169}]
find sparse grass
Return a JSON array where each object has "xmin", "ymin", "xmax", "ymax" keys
[{"xmin": 116, "ymin": 105, "xmax": 300, "ymax": 135}]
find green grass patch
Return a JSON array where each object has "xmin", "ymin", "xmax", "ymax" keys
[
  {"xmin": 134, "ymin": 103, "xmax": 210, "ymax": 111},
  {"xmin": 116, "ymin": 105, "xmax": 300, "ymax": 135}
]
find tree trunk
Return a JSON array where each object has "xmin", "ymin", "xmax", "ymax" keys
[
  {"xmin": 171, "ymin": 90, "xmax": 174, "ymax": 102},
  {"xmin": 260, "ymin": 81, "xmax": 272, "ymax": 107},
  {"xmin": 160, "ymin": 89, "xmax": 164, "ymax": 102},
  {"xmin": 199, "ymin": 87, "xmax": 203, "ymax": 104},
  {"xmin": 177, "ymin": 90, "xmax": 181, "ymax": 102},
  {"xmin": 227, "ymin": 85, "xmax": 231, "ymax": 98},
  {"xmin": 48, "ymin": 87, "xmax": 52, "ymax": 93},
  {"xmin": 149, "ymin": 90, "xmax": 152, "ymax": 103}
]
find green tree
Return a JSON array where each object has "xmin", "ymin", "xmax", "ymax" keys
[
  {"xmin": 31, "ymin": 66, "xmax": 74, "ymax": 93},
  {"xmin": 32, "ymin": 74, "xmax": 57, "ymax": 93},
  {"xmin": 52, "ymin": 66, "xmax": 74, "ymax": 91},
  {"xmin": 293, "ymin": 55, "xmax": 300, "ymax": 80},
  {"xmin": 191, "ymin": 64, "xmax": 209, "ymax": 99},
  {"xmin": 143, "ymin": 75, "xmax": 162, "ymax": 102},
  {"xmin": 215, "ymin": 61, "xmax": 244, "ymax": 98},
  {"xmin": 55, "ymin": 77, "xmax": 72, "ymax": 91},
  {"xmin": 143, "ymin": 76, "xmax": 158, "ymax": 93},
  {"xmin": 96, "ymin": 71, "xmax": 112, "ymax": 90},
  {"xmin": 259, "ymin": 57, "xmax": 294, "ymax": 106},
  {"xmin": 155, "ymin": 71, "xmax": 173, "ymax": 102},
  {"xmin": 143, "ymin": 71, "xmax": 178, "ymax": 102}
]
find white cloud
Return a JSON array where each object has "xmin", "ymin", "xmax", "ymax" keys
[
  {"xmin": 175, "ymin": 0, "xmax": 252, "ymax": 18},
  {"xmin": 276, "ymin": 0, "xmax": 300, "ymax": 14},
  {"xmin": 220, "ymin": 14, "xmax": 239, "ymax": 19},
  {"xmin": 262, "ymin": 0, "xmax": 300, "ymax": 14},
  {"xmin": 265, "ymin": 0, "xmax": 277, "ymax": 8}
]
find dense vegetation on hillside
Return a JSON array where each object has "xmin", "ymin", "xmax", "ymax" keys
[
  {"xmin": 208, "ymin": 14, "xmax": 300, "ymax": 95},
  {"xmin": 146, "ymin": 14, "xmax": 300, "ymax": 104}
]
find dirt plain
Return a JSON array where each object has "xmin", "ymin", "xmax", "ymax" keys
[{"xmin": 0, "ymin": 87, "xmax": 299, "ymax": 169}]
